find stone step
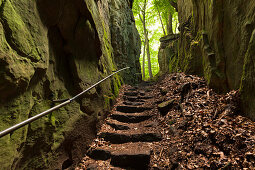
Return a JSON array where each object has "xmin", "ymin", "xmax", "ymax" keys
[
  {"xmin": 144, "ymin": 88, "xmax": 152, "ymax": 92},
  {"xmin": 87, "ymin": 148, "xmax": 111, "ymax": 160},
  {"xmin": 124, "ymin": 96, "xmax": 145, "ymax": 102},
  {"xmin": 139, "ymin": 91, "xmax": 146, "ymax": 96},
  {"xmin": 116, "ymin": 105, "xmax": 152, "ymax": 113},
  {"xmin": 123, "ymin": 101, "xmax": 145, "ymax": 106},
  {"xmin": 111, "ymin": 113, "xmax": 152, "ymax": 123},
  {"xmin": 98, "ymin": 131, "xmax": 162, "ymax": 144},
  {"xmin": 124, "ymin": 91, "xmax": 147, "ymax": 97},
  {"xmin": 124, "ymin": 95, "xmax": 153, "ymax": 101},
  {"xmin": 126, "ymin": 87, "xmax": 138, "ymax": 91},
  {"xmin": 111, "ymin": 150, "xmax": 150, "ymax": 169},
  {"xmin": 124, "ymin": 91, "xmax": 138, "ymax": 96},
  {"xmin": 106, "ymin": 120, "xmax": 130, "ymax": 130},
  {"xmin": 123, "ymin": 96, "xmax": 136, "ymax": 102},
  {"xmin": 87, "ymin": 143, "xmax": 151, "ymax": 169},
  {"xmin": 139, "ymin": 95, "xmax": 153, "ymax": 99}
]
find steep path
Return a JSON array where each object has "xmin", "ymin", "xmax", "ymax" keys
[
  {"xmin": 76, "ymin": 73, "xmax": 255, "ymax": 169},
  {"xmin": 76, "ymin": 83, "xmax": 161, "ymax": 169}
]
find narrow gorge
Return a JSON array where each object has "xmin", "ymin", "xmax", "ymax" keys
[
  {"xmin": 0, "ymin": 0, "xmax": 254, "ymax": 169},
  {"xmin": 0, "ymin": 0, "xmax": 140, "ymax": 169},
  {"xmin": 159, "ymin": 0, "xmax": 255, "ymax": 120}
]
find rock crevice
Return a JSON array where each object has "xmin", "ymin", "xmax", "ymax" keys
[
  {"xmin": 0, "ymin": 0, "xmax": 141, "ymax": 169},
  {"xmin": 159, "ymin": 0, "xmax": 255, "ymax": 120}
]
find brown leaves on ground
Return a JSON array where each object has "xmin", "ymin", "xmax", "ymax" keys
[
  {"xmin": 76, "ymin": 72, "xmax": 254, "ymax": 170},
  {"xmin": 150, "ymin": 73, "xmax": 255, "ymax": 169}
]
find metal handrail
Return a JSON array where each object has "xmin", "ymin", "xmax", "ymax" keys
[{"xmin": 0, "ymin": 67, "xmax": 130, "ymax": 138}]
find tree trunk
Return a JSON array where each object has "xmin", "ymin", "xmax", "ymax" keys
[
  {"xmin": 156, "ymin": 5, "xmax": 166, "ymax": 36},
  {"xmin": 139, "ymin": 0, "xmax": 153, "ymax": 79},
  {"xmin": 169, "ymin": 0, "xmax": 178, "ymax": 12},
  {"xmin": 142, "ymin": 41, "xmax": 146, "ymax": 79},
  {"xmin": 167, "ymin": 12, "xmax": 173, "ymax": 34},
  {"xmin": 145, "ymin": 32, "xmax": 153, "ymax": 79}
]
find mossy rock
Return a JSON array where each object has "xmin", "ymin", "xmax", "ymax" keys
[
  {"xmin": 0, "ymin": 0, "xmax": 40, "ymax": 61},
  {"xmin": 0, "ymin": 0, "xmax": 140, "ymax": 169},
  {"xmin": 240, "ymin": 29, "xmax": 255, "ymax": 121},
  {"xmin": 158, "ymin": 99, "xmax": 175, "ymax": 116}
]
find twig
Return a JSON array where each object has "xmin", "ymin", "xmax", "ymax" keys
[{"xmin": 158, "ymin": 148, "xmax": 164, "ymax": 161}]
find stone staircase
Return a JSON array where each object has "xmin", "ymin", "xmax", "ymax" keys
[{"xmin": 81, "ymin": 85, "xmax": 162, "ymax": 169}]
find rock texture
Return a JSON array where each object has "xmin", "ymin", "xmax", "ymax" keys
[
  {"xmin": 110, "ymin": 0, "xmax": 142, "ymax": 84},
  {"xmin": 0, "ymin": 0, "xmax": 140, "ymax": 169},
  {"xmin": 161, "ymin": 0, "xmax": 255, "ymax": 120},
  {"xmin": 77, "ymin": 84, "xmax": 162, "ymax": 169},
  {"xmin": 158, "ymin": 34, "xmax": 179, "ymax": 75}
]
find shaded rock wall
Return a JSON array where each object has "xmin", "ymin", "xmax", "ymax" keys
[
  {"xmin": 158, "ymin": 34, "xmax": 179, "ymax": 75},
  {"xmin": 110, "ymin": 0, "xmax": 142, "ymax": 84},
  {"xmin": 0, "ymin": 0, "xmax": 141, "ymax": 169},
  {"xmin": 173, "ymin": 0, "xmax": 255, "ymax": 120}
]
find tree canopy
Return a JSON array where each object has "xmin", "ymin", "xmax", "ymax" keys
[{"xmin": 133, "ymin": 0, "xmax": 179, "ymax": 80}]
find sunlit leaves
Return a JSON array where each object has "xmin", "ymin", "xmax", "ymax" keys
[{"xmin": 133, "ymin": 0, "xmax": 179, "ymax": 80}]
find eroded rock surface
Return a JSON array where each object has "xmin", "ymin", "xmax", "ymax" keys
[
  {"xmin": 160, "ymin": 0, "xmax": 255, "ymax": 120},
  {"xmin": 0, "ymin": 0, "xmax": 141, "ymax": 169}
]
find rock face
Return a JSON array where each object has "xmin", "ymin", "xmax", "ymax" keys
[
  {"xmin": 0, "ymin": 0, "xmax": 141, "ymax": 169},
  {"xmin": 158, "ymin": 34, "xmax": 179, "ymax": 75},
  {"xmin": 161, "ymin": 0, "xmax": 255, "ymax": 120},
  {"xmin": 110, "ymin": 0, "xmax": 142, "ymax": 84}
]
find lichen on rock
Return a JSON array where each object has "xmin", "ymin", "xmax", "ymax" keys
[
  {"xmin": 0, "ymin": 0, "xmax": 141, "ymax": 169},
  {"xmin": 160, "ymin": 0, "xmax": 255, "ymax": 120}
]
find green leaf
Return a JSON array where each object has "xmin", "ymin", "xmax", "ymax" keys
[{"xmin": 133, "ymin": 0, "xmax": 179, "ymax": 80}]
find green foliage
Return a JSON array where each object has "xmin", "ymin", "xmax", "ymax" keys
[
  {"xmin": 1, "ymin": 0, "xmax": 42, "ymax": 61},
  {"xmin": 172, "ymin": 12, "xmax": 179, "ymax": 33},
  {"xmin": 133, "ymin": 0, "xmax": 179, "ymax": 80},
  {"xmin": 153, "ymin": 0, "xmax": 173, "ymax": 32}
]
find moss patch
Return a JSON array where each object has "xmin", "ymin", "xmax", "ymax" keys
[{"xmin": 0, "ymin": 0, "xmax": 40, "ymax": 61}]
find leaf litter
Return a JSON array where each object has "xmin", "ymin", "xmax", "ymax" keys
[
  {"xmin": 149, "ymin": 73, "xmax": 254, "ymax": 169},
  {"xmin": 76, "ymin": 72, "xmax": 254, "ymax": 169}
]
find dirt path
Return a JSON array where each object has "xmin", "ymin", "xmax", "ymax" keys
[{"xmin": 76, "ymin": 73, "xmax": 255, "ymax": 169}]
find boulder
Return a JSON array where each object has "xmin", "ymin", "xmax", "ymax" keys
[{"xmin": 158, "ymin": 99, "xmax": 175, "ymax": 116}]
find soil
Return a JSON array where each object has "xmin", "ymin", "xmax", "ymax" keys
[{"xmin": 75, "ymin": 73, "xmax": 255, "ymax": 169}]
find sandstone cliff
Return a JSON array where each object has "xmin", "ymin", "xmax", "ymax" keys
[
  {"xmin": 159, "ymin": 0, "xmax": 255, "ymax": 120},
  {"xmin": 0, "ymin": 0, "xmax": 141, "ymax": 169}
]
